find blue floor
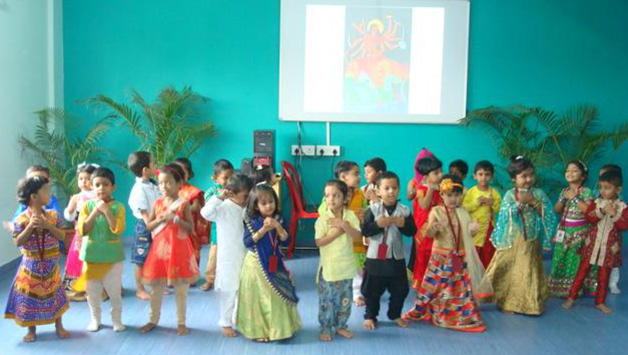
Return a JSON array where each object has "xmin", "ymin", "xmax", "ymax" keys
[{"xmin": 1, "ymin": 241, "xmax": 627, "ymax": 355}]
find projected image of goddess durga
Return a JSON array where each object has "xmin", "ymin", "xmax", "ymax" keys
[{"xmin": 344, "ymin": 10, "xmax": 411, "ymax": 113}]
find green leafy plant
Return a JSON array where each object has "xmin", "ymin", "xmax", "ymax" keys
[
  {"xmin": 460, "ymin": 104, "xmax": 628, "ymax": 195},
  {"xmin": 18, "ymin": 108, "xmax": 113, "ymax": 200},
  {"xmin": 86, "ymin": 85, "xmax": 216, "ymax": 167}
]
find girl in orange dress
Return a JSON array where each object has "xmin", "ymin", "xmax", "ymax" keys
[
  {"xmin": 174, "ymin": 158, "xmax": 209, "ymax": 266},
  {"xmin": 140, "ymin": 163, "xmax": 200, "ymax": 336}
]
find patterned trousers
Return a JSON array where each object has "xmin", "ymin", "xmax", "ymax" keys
[{"xmin": 318, "ymin": 271, "xmax": 352, "ymax": 335}]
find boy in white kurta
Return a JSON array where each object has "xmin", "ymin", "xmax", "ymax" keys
[{"xmin": 200, "ymin": 174, "xmax": 253, "ymax": 338}]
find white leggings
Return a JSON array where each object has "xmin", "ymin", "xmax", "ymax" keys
[
  {"xmin": 86, "ymin": 262, "xmax": 123, "ymax": 323},
  {"xmin": 353, "ymin": 268, "xmax": 364, "ymax": 301},
  {"xmin": 149, "ymin": 281, "xmax": 189, "ymax": 326},
  {"xmin": 610, "ymin": 268, "xmax": 620, "ymax": 286}
]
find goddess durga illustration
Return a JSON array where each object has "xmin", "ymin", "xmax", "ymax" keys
[{"xmin": 344, "ymin": 15, "xmax": 410, "ymax": 111}]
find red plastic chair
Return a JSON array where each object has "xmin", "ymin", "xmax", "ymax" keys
[{"xmin": 281, "ymin": 161, "xmax": 319, "ymax": 258}]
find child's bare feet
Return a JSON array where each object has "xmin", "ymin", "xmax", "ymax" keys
[
  {"xmin": 319, "ymin": 333, "xmax": 332, "ymax": 342},
  {"xmin": 336, "ymin": 328, "xmax": 354, "ymax": 338},
  {"xmin": 200, "ymin": 282, "xmax": 214, "ymax": 291},
  {"xmin": 394, "ymin": 318, "xmax": 409, "ymax": 328},
  {"xmin": 354, "ymin": 297, "xmax": 366, "ymax": 307},
  {"xmin": 177, "ymin": 325, "xmax": 190, "ymax": 336},
  {"xmin": 163, "ymin": 288, "xmax": 171, "ymax": 295},
  {"xmin": 254, "ymin": 338, "xmax": 270, "ymax": 342},
  {"xmin": 221, "ymin": 326, "xmax": 237, "ymax": 338},
  {"xmin": 23, "ymin": 327, "xmax": 36, "ymax": 342},
  {"xmin": 139, "ymin": 322, "xmax": 157, "ymax": 334},
  {"xmin": 596, "ymin": 304, "xmax": 613, "ymax": 314},
  {"xmin": 55, "ymin": 319, "xmax": 70, "ymax": 339},
  {"xmin": 363, "ymin": 319, "xmax": 376, "ymax": 330},
  {"xmin": 136, "ymin": 289, "xmax": 150, "ymax": 301},
  {"xmin": 562, "ymin": 298, "xmax": 575, "ymax": 310}
]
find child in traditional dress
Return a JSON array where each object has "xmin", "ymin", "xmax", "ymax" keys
[
  {"xmin": 200, "ymin": 174, "xmax": 253, "ymax": 338},
  {"xmin": 140, "ymin": 164, "xmax": 200, "ymax": 335},
  {"xmin": 12, "ymin": 165, "xmax": 63, "ymax": 226},
  {"xmin": 361, "ymin": 172, "xmax": 417, "ymax": 330},
  {"xmin": 549, "ymin": 161, "xmax": 596, "ymax": 297},
  {"xmin": 595, "ymin": 164, "xmax": 623, "ymax": 294},
  {"xmin": 316, "ymin": 180, "xmax": 361, "ymax": 341},
  {"xmin": 403, "ymin": 175, "xmax": 490, "ymax": 331},
  {"xmin": 128, "ymin": 151, "xmax": 160, "ymax": 300},
  {"xmin": 63, "ymin": 163, "xmax": 98, "ymax": 302},
  {"xmin": 462, "ymin": 160, "xmax": 501, "ymax": 268},
  {"xmin": 237, "ymin": 184, "xmax": 301, "ymax": 342},
  {"xmin": 406, "ymin": 148, "xmax": 435, "ymax": 276},
  {"xmin": 411, "ymin": 156, "xmax": 444, "ymax": 290},
  {"xmin": 200, "ymin": 159, "xmax": 234, "ymax": 291},
  {"xmin": 484, "ymin": 156, "xmax": 556, "ymax": 315},
  {"xmin": 318, "ymin": 161, "xmax": 369, "ymax": 306},
  {"xmin": 76, "ymin": 167, "xmax": 126, "ymax": 332},
  {"xmin": 564, "ymin": 170, "xmax": 628, "ymax": 314},
  {"xmin": 174, "ymin": 157, "xmax": 209, "ymax": 269},
  {"xmin": 5, "ymin": 177, "xmax": 70, "ymax": 342},
  {"xmin": 362, "ymin": 158, "xmax": 387, "ymax": 205}
]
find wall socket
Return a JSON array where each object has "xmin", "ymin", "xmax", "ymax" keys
[
  {"xmin": 291, "ymin": 145, "xmax": 316, "ymax": 156},
  {"xmin": 316, "ymin": 145, "xmax": 341, "ymax": 157}
]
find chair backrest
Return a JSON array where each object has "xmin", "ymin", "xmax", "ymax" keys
[{"xmin": 281, "ymin": 161, "xmax": 306, "ymax": 213}]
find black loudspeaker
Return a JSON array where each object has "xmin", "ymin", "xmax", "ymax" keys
[{"xmin": 253, "ymin": 130, "xmax": 275, "ymax": 170}]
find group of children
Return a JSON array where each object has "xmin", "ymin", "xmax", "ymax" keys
[{"xmin": 3, "ymin": 148, "xmax": 626, "ymax": 343}]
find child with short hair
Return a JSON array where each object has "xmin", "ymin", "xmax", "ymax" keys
[
  {"xmin": 316, "ymin": 180, "xmax": 361, "ymax": 342},
  {"xmin": 5, "ymin": 176, "xmax": 70, "ymax": 342},
  {"xmin": 404, "ymin": 175, "xmax": 489, "ymax": 332},
  {"xmin": 200, "ymin": 159, "xmax": 234, "ymax": 291},
  {"xmin": 362, "ymin": 157, "xmax": 387, "ymax": 205},
  {"xmin": 596, "ymin": 164, "xmax": 623, "ymax": 294},
  {"xmin": 140, "ymin": 164, "xmax": 200, "ymax": 335},
  {"xmin": 361, "ymin": 172, "xmax": 417, "ymax": 330},
  {"xmin": 484, "ymin": 156, "xmax": 556, "ymax": 315},
  {"xmin": 63, "ymin": 163, "xmax": 98, "ymax": 301},
  {"xmin": 237, "ymin": 185, "xmax": 302, "ymax": 341},
  {"xmin": 128, "ymin": 151, "xmax": 160, "ymax": 300},
  {"xmin": 174, "ymin": 158, "xmax": 209, "ymax": 268},
  {"xmin": 319, "ymin": 160, "xmax": 369, "ymax": 306},
  {"xmin": 549, "ymin": 161, "xmax": 595, "ymax": 297},
  {"xmin": 411, "ymin": 156, "xmax": 444, "ymax": 289},
  {"xmin": 76, "ymin": 167, "xmax": 126, "ymax": 332},
  {"xmin": 563, "ymin": 170, "xmax": 628, "ymax": 314},
  {"xmin": 449, "ymin": 159, "xmax": 469, "ymax": 181},
  {"xmin": 200, "ymin": 174, "xmax": 253, "ymax": 338},
  {"xmin": 462, "ymin": 160, "xmax": 501, "ymax": 268}
]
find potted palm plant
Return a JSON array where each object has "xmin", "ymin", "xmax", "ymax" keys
[
  {"xmin": 460, "ymin": 104, "xmax": 628, "ymax": 195},
  {"xmin": 18, "ymin": 107, "xmax": 113, "ymax": 203},
  {"xmin": 86, "ymin": 85, "xmax": 216, "ymax": 166}
]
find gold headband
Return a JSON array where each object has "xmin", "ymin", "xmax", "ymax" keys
[{"xmin": 440, "ymin": 178, "xmax": 463, "ymax": 194}]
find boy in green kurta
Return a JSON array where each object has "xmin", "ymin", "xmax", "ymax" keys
[{"xmin": 76, "ymin": 167, "xmax": 126, "ymax": 333}]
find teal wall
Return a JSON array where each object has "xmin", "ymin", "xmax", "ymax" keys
[{"xmin": 64, "ymin": 0, "xmax": 628, "ymax": 235}]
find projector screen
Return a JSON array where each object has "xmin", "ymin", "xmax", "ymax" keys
[{"xmin": 279, "ymin": 0, "xmax": 470, "ymax": 124}]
